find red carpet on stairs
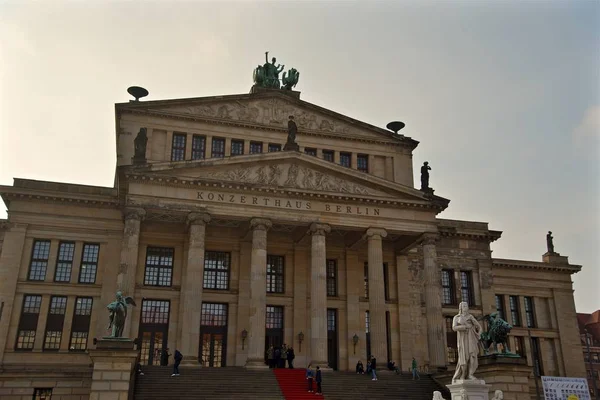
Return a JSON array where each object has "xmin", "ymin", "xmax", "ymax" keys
[{"xmin": 274, "ymin": 368, "xmax": 322, "ymax": 400}]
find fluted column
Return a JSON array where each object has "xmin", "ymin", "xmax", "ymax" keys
[
  {"xmin": 116, "ymin": 207, "xmax": 145, "ymax": 338},
  {"xmin": 245, "ymin": 218, "xmax": 272, "ymax": 368},
  {"xmin": 309, "ymin": 222, "xmax": 331, "ymax": 368},
  {"xmin": 366, "ymin": 228, "xmax": 387, "ymax": 363},
  {"xmin": 422, "ymin": 233, "xmax": 445, "ymax": 369},
  {"xmin": 180, "ymin": 212, "xmax": 211, "ymax": 365}
]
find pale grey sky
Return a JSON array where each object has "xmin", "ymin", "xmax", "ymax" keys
[{"xmin": 1, "ymin": 1, "xmax": 598, "ymax": 312}]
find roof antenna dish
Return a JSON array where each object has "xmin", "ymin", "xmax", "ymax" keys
[
  {"xmin": 127, "ymin": 86, "xmax": 149, "ymax": 102},
  {"xmin": 386, "ymin": 121, "xmax": 405, "ymax": 134}
]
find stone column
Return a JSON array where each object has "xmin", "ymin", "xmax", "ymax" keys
[
  {"xmin": 366, "ymin": 228, "xmax": 387, "ymax": 363},
  {"xmin": 116, "ymin": 207, "xmax": 145, "ymax": 338},
  {"xmin": 309, "ymin": 222, "xmax": 331, "ymax": 368},
  {"xmin": 422, "ymin": 233, "xmax": 445, "ymax": 369},
  {"xmin": 245, "ymin": 218, "xmax": 272, "ymax": 368},
  {"xmin": 179, "ymin": 212, "xmax": 211, "ymax": 365}
]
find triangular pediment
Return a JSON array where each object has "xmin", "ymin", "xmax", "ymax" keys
[
  {"xmin": 125, "ymin": 152, "xmax": 440, "ymax": 207},
  {"xmin": 117, "ymin": 92, "xmax": 417, "ymax": 145}
]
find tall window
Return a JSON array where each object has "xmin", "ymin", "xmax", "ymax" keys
[
  {"xmin": 54, "ymin": 241, "xmax": 75, "ymax": 282},
  {"xmin": 357, "ymin": 154, "xmax": 369, "ymax": 172},
  {"xmin": 211, "ymin": 137, "xmax": 225, "ymax": 158},
  {"xmin": 322, "ymin": 150, "xmax": 334, "ymax": 162},
  {"xmin": 144, "ymin": 247, "xmax": 174, "ymax": 287},
  {"xmin": 250, "ymin": 141, "xmax": 263, "ymax": 154},
  {"xmin": 231, "ymin": 139, "xmax": 244, "ymax": 156},
  {"xmin": 141, "ymin": 300, "xmax": 170, "ymax": 324},
  {"xmin": 79, "ymin": 244, "xmax": 99, "ymax": 284},
  {"xmin": 365, "ymin": 310, "xmax": 371, "ymax": 358},
  {"xmin": 203, "ymin": 251, "xmax": 230, "ymax": 290},
  {"xmin": 33, "ymin": 389, "xmax": 53, "ymax": 400},
  {"xmin": 531, "ymin": 337, "xmax": 543, "ymax": 375},
  {"xmin": 383, "ymin": 263, "xmax": 390, "ymax": 301},
  {"xmin": 446, "ymin": 317, "xmax": 458, "ymax": 363},
  {"xmin": 69, "ymin": 297, "xmax": 93, "ymax": 351},
  {"xmin": 442, "ymin": 269, "xmax": 455, "ymax": 305},
  {"xmin": 340, "ymin": 152, "xmax": 351, "ymax": 168},
  {"xmin": 171, "ymin": 133, "xmax": 186, "ymax": 161},
  {"xmin": 514, "ymin": 336, "xmax": 525, "ymax": 358},
  {"xmin": 29, "ymin": 240, "xmax": 51, "ymax": 281},
  {"xmin": 460, "ymin": 271, "xmax": 473, "ymax": 305},
  {"xmin": 266, "ymin": 306, "xmax": 283, "ymax": 329},
  {"xmin": 201, "ymin": 303, "xmax": 227, "ymax": 326},
  {"xmin": 363, "ymin": 263, "xmax": 369, "ymax": 298},
  {"xmin": 266, "ymin": 255, "xmax": 284, "ymax": 293},
  {"xmin": 509, "ymin": 295, "xmax": 521, "ymax": 327},
  {"xmin": 191, "ymin": 135, "xmax": 206, "ymax": 160},
  {"xmin": 268, "ymin": 143, "xmax": 281, "ymax": 152},
  {"xmin": 304, "ymin": 148, "xmax": 317, "ymax": 156},
  {"xmin": 326, "ymin": 259, "xmax": 337, "ymax": 297},
  {"xmin": 495, "ymin": 295, "xmax": 505, "ymax": 321},
  {"xmin": 44, "ymin": 296, "xmax": 67, "ymax": 351},
  {"xmin": 524, "ymin": 296, "xmax": 536, "ymax": 328},
  {"xmin": 16, "ymin": 295, "xmax": 42, "ymax": 350}
]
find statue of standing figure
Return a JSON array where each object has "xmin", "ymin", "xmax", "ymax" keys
[
  {"xmin": 107, "ymin": 291, "xmax": 136, "ymax": 338},
  {"xmin": 263, "ymin": 51, "xmax": 285, "ymax": 89},
  {"xmin": 283, "ymin": 115, "xmax": 300, "ymax": 151},
  {"xmin": 132, "ymin": 127, "xmax": 148, "ymax": 164},
  {"xmin": 421, "ymin": 161, "xmax": 431, "ymax": 191},
  {"xmin": 452, "ymin": 302, "xmax": 483, "ymax": 383},
  {"xmin": 546, "ymin": 231, "xmax": 555, "ymax": 254}
]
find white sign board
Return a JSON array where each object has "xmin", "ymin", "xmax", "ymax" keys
[{"xmin": 542, "ymin": 376, "xmax": 591, "ymax": 400}]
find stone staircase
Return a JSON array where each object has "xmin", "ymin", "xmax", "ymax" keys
[{"xmin": 133, "ymin": 366, "xmax": 284, "ymax": 400}]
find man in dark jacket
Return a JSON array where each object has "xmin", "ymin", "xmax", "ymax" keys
[
  {"xmin": 172, "ymin": 349, "xmax": 182, "ymax": 376},
  {"xmin": 315, "ymin": 366, "xmax": 323, "ymax": 395},
  {"xmin": 287, "ymin": 347, "xmax": 295, "ymax": 369},
  {"xmin": 370, "ymin": 356, "xmax": 377, "ymax": 381},
  {"xmin": 160, "ymin": 348, "xmax": 170, "ymax": 366}
]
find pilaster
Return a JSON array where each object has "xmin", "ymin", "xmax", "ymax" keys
[
  {"xmin": 309, "ymin": 222, "xmax": 331, "ymax": 368},
  {"xmin": 366, "ymin": 227, "xmax": 387, "ymax": 363}
]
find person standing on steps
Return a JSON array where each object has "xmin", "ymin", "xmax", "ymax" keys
[
  {"xmin": 306, "ymin": 364, "xmax": 314, "ymax": 392},
  {"xmin": 171, "ymin": 349, "xmax": 182, "ymax": 377},
  {"xmin": 160, "ymin": 348, "xmax": 170, "ymax": 367},
  {"xmin": 412, "ymin": 357, "xmax": 421, "ymax": 380},
  {"xmin": 315, "ymin": 366, "xmax": 323, "ymax": 395},
  {"xmin": 370, "ymin": 356, "xmax": 378, "ymax": 381},
  {"xmin": 267, "ymin": 345, "xmax": 274, "ymax": 368},
  {"xmin": 287, "ymin": 346, "xmax": 295, "ymax": 369}
]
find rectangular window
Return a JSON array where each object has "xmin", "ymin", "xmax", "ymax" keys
[
  {"xmin": 365, "ymin": 310, "xmax": 370, "ymax": 334},
  {"xmin": 191, "ymin": 135, "xmax": 206, "ymax": 160},
  {"xmin": 29, "ymin": 240, "xmax": 51, "ymax": 281},
  {"xmin": 524, "ymin": 296, "xmax": 536, "ymax": 328},
  {"xmin": 203, "ymin": 251, "xmax": 230, "ymax": 290},
  {"xmin": 268, "ymin": 143, "xmax": 281, "ymax": 152},
  {"xmin": 365, "ymin": 310, "xmax": 371, "ymax": 358},
  {"xmin": 44, "ymin": 296, "xmax": 67, "ymax": 351},
  {"xmin": 363, "ymin": 262, "xmax": 369, "ymax": 298},
  {"xmin": 495, "ymin": 295, "xmax": 505, "ymax": 321},
  {"xmin": 531, "ymin": 337, "xmax": 543, "ymax": 376},
  {"xmin": 171, "ymin": 133, "xmax": 186, "ymax": 161},
  {"xmin": 446, "ymin": 317, "xmax": 458, "ymax": 363},
  {"xmin": 78, "ymin": 244, "xmax": 99, "ymax": 284},
  {"xmin": 509, "ymin": 296, "xmax": 521, "ymax": 327},
  {"xmin": 33, "ymin": 389, "xmax": 53, "ymax": 400},
  {"xmin": 442, "ymin": 270, "xmax": 455, "ymax": 305},
  {"xmin": 231, "ymin": 139, "xmax": 244, "ymax": 156},
  {"xmin": 460, "ymin": 271, "xmax": 473, "ymax": 305},
  {"xmin": 250, "ymin": 141, "xmax": 263, "ymax": 154},
  {"xmin": 266, "ymin": 255, "xmax": 284, "ymax": 293},
  {"xmin": 211, "ymin": 137, "xmax": 225, "ymax": 158},
  {"xmin": 266, "ymin": 305, "xmax": 283, "ymax": 329},
  {"xmin": 327, "ymin": 309, "xmax": 336, "ymax": 331},
  {"xmin": 340, "ymin": 152, "xmax": 351, "ymax": 168},
  {"xmin": 326, "ymin": 259, "xmax": 337, "ymax": 297},
  {"xmin": 144, "ymin": 247, "xmax": 174, "ymax": 287},
  {"xmin": 141, "ymin": 299, "xmax": 170, "ymax": 324},
  {"xmin": 304, "ymin": 148, "xmax": 317, "ymax": 156},
  {"xmin": 16, "ymin": 295, "xmax": 42, "ymax": 350},
  {"xmin": 54, "ymin": 241, "xmax": 75, "ymax": 282},
  {"xmin": 201, "ymin": 303, "xmax": 227, "ymax": 327},
  {"xmin": 383, "ymin": 263, "xmax": 390, "ymax": 301},
  {"xmin": 357, "ymin": 154, "xmax": 369, "ymax": 172},
  {"xmin": 514, "ymin": 336, "xmax": 525, "ymax": 358},
  {"xmin": 322, "ymin": 150, "xmax": 334, "ymax": 162}
]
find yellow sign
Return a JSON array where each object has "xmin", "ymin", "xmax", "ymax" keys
[{"xmin": 567, "ymin": 395, "xmax": 579, "ymax": 400}]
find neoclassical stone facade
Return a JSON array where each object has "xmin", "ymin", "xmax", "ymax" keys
[{"xmin": 0, "ymin": 89, "xmax": 587, "ymax": 399}]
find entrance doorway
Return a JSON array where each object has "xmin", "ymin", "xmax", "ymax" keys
[
  {"xmin": 265, "ymin": 305, "xmax": 284, "ymax": 364},
  {"xmin": 327, "ymin": 309, "xmax": 339, "ymax": 370},
  {"xmin": 199, "ymin": 303, "xmax": 228, "ymax": 367},
  {"xmin": 138, "ymin": 300, "xmax": 170, "ymax": 366}
]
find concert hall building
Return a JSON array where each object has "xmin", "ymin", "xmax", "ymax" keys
[{"xmin": 0, "ymin": 86, "xmax": 587, "ymax": 398}]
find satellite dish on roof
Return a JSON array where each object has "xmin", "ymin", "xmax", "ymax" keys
[
  {"xmin": 127, "ymin": 86, "xmax": 149, "ymax": 102},
  {"xmin": 386, "ymin": 121, "xmax": 405, "ymax": 134}
]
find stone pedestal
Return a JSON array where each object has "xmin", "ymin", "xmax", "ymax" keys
[
  {"xmin": 542, "ymin": 252, "xmax": 569, "ymax": 264},
  {"xmin": 89, "ymin": 338, "xmax": 139, "ymax": 400},
  {"xmin": 447, "ymin": 380, "xmax": 491, "ymax": 400}
]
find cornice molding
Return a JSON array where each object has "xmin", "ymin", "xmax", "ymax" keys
[
  {"xmin": 439, "ymin": 230, "xmax": 502, "ymax": 243},
  {"xmin": 2, "ymin": 191, "xmax": 119, "ymax": 209},
  {"xmin": 492, "ymin": 258, "xmax": 581, "ymax": 274}
]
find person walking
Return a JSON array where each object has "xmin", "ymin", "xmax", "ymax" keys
[
  {"xmin": 315, "ymin": 366, "xmax": 323, "ymax": 395},
  {"xmin": 370, "ymin": 356, "xmax": 378, "ymax": 381},
  {"xmin": 287, "ymin": 347, "xmax": 295, "ymax": 369},
  {"xmin": 412, "ymin": 357, "xmax": 421, "ymax": 380},
  {"xmin": 306, "ymin": 364, "xmax": 314, "ymax": 392},
  {"xmin": 171, "ymin": 349, "xmax": 182, "ymax": 376}
]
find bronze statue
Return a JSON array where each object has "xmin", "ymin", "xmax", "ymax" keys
[
  {"xmin": 252, "ymin": 52, "xmax": 299, "ymax": 90},
  {"xmin": 282, "ymin": 68, "xmax": 300, "ymax": 90},
  {"xmin": 107, "ymin": 291, "xmax": 136, "ymax": 338},
  {"xmin": 133, "ymin": 128, "xmax": 148, "ymax": 165},
  {"xmin": 420, "ymin": 161, "xmax": 431, "ymax": 190},
  {"xmin": 283, "ymin": 116, "xmax": 300, "ymax": 151},
  {"xmin": 264, "ymin": 52, "xmax": 284, "ymax": 88},
  {"xmin": 546, "ymin": 231, "xmax": 555, "ymax": 254},
  {"xmin": 480, "ymin": 312, "xmax": 514, "ymax": 355}
]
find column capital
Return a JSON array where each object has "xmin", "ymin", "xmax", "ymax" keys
[
  {"xmin": 250, "ymin": 218, "xmax": 272, "ymax": 231},
  {"xmin": 419, "ymin": 232, "xmax": 439, "ymax": 246},
  {"xmin": 123, "ymin": 207, "xmax": 146, "ymax": 221},
  {"xmin": 366, "ymin": 227, "xmax": 387, "ymax": 239},
  {"xmin": 187, "ymin": 212, "xmax": 211, "ymax": 226},
  {"xmin": 309, "ymin": 223, "xmax": 331, "ymax": 236}
]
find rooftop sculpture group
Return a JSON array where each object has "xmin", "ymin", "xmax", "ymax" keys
[{"xmin": 253, "ymin": 52, "xmax": 300, "ymax": 90}]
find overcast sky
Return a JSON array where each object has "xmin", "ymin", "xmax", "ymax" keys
[{"xmin": 1, "ymin": 1, "xmax": 598, "ymax": 313}]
